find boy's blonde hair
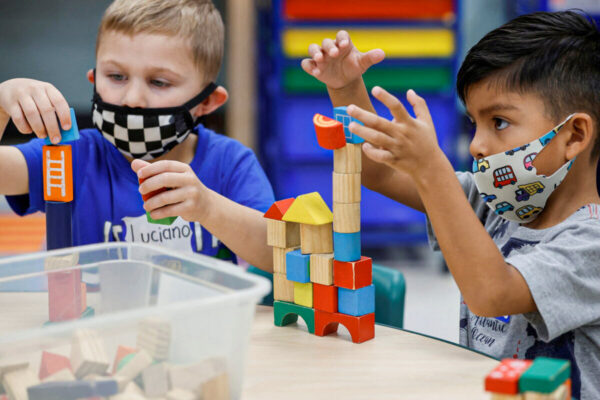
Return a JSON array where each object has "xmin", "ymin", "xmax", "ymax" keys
[{"xmin": 97, "ymin": 0, "xmax": 224, "ymax": 83}]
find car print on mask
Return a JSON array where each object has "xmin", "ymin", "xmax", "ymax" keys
[{"xmin": 494, "ymin": 201, "xmax": 514, "ymax": 215}]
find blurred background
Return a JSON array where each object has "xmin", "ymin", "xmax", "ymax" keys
[{"xmin": 1, "ymin": 0, "xmax": 599, "ymax": 342}]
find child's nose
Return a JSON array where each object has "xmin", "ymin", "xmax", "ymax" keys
[
  {"xmin": 121, "ymin": 81, "xmax": 147, "ymax": 108},
  {"xmin": 469, "ymin": 130, "xmax": 489, "ymax": 159}
]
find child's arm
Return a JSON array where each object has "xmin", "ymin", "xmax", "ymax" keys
[
  {"xmin": 302, "ymin": 31, "xmax": 424, "ymax": 212},
  {"xmin": 348, "ymin": 87, "xmax": 537, "ymax": 317},
  {"xmin": 132, "ymin": 160, "xmax": 273, "ymax": 272},
  {"xmin": 0, "ymin": 78, "xmax": 72, "ymax": 195}
]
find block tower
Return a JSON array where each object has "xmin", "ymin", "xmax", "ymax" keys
[{"xmin": 265, "ymin": 107, "xmax": 375, "ymax": 343}]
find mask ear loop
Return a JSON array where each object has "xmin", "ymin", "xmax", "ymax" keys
[{"xmin": 182, "ymin": 82, "xmax": 218, "ymax": 130}]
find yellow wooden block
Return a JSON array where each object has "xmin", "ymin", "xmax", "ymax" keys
[
  {"xmin": 273, "ymin": 273, "xmax": 295, "ymax": 302},
  {"xmin": 334, "ymin": 143, "xmax": 362, "ymax": 173},
  {"xmin": 333, "ymin": 202, "xmax": 360, "ymax": 233},
  {"xmin": 283, "ymin": 28, "xmax": 455, "ymax": 58},
  {"xmin": 333, "ymin": 173, "xmax": 361, "ymax": 203},
  {"xmin": 300, "ymin": 223, "xmax": 333, "ymax": 254},
  {"xmin": 282, "ymin": 192, "xmax": 333, "ymax": 225},
  {"xmin": 267, "ymin": 219, "xmax": 300, "ymax": 248},
  {"xmin": 294, "ymin": 282, "xmax": 313, "ymax": 308},
  {"xmin": 309, "ymin": 253, "xmax": 334, "ymax": 285},
  {"xmin": 273, "ymin": 246, "xmax": 299, "ymax": 274}
]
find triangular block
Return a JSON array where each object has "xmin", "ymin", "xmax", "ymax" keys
[
  {"xmin": 264, "ymin": 198, "xmax": 295, "ymax": 220},
  {"xmin": 282, "ymin": 192, "xmax": 333, "ymax": 225}
]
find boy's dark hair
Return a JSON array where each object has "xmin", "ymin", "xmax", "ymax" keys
[{"xmin": 457, "ymin": 10, "xmax": 600, "ymax": 159}]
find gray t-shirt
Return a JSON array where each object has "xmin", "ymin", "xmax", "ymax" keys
[{"xmin": 426, "ymin": 171, "xmax": 600, "ymax": 400}]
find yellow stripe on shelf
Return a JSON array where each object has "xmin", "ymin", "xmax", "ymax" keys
[{"xmin": 283, "ymin": 28, "xmax": 455, "ymax": 58}]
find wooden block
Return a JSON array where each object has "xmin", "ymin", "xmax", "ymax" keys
[
  {"xmin": 313, "ymin": 283, "xmax": 338, "ymax": 313},
  {"xmin": 333, "ymin": 106, "xmax": 365, "ymax": 144},
  {"xmin": 42, "ymin": 367, "xmax": 75, "ymax": 382},
  {"xmin": 168, "ymin": 358, "xmax": 225, "ymax": 393},
  {"xmin": 286, "ymin": 249, "xmax": 310, "ymax": 283},
  {"xmin": 142, "ymin": 363, "xmax": 169, "ymax": 397},
  {"xmin": 2, "ymin": 368, "xmax": 39, "ymax": 400},
  {"xmin": 122, "ymin": 381, "xmax": 144, "ymax": 395},
  {"xmin": 48, "ymin": 268, "xmax": 82, "ymax": 322},
  {"xmin": 338, "ymin": 284, "xmax": 375, "ymax": 316},
  {"xmin": 27, "ymin": 379, "xmax": 118, "ymax": 400},
  {"xmin": 491, "ymin": 394, "xmax": 524, "ymax": 400},
  {"xmin": 267, "ymin": 219, "xmax": 300, "ymax": 248},
  {"xmin": 39, "ymin": 351, "xmax": 72, "ymax": 380},
  {"xmin": 80, "ymin": 282, "xmax": 87, "ymax": 313},
  {"xmin": 519, "ymin": 357, "xmax": 570, "ymax": 394},
  {"xmin": 273, "ymin": 272, "xmax": 294, "ymax": 302},
  {"xmin": 333, "ymin": 231, "xmax": 361, "ymax": 262},
  {"xmin": 524, "ymin": 381, "xmax": 569, "ymax": 399},
  {"xmin": 0, "ymin": 361, "xmax": 29, "ymax": 380},
  {"xmin": 114, "ymin": 350, "xmax": 153, "ymax": 387},
  {"xmin": 70, "ymin": 329, "xmax": 109, "ymax": 379},
  {"xmin": 263, "ymin": 198, "xmax": 295, "ymax": 220},
  {"xmin": 309, "ymin": 253, "xmax": 334, "ymax": 285},
  {"xmin": 282, "ymin": 192, "xmax": 333, "ymax": 225},
  {"xmin": 333, "ymin": 172, "xmax": 361, "ymax": 203},
  {"xmin": 273, "ymin": 300, "xmax": 315, "ymax": 333},
  {"xmin": 294, "ymin": 282, "xmax": 313, "ymax": 308},
  {"xmin": 44, "ymin": 108, "xmax": 80, "ymax": 145},
  {"xmin": 139, "ymin": 176, "xmax": 177, "ymax": 225},
  {"xmin": 300, "ymin": 223, "xmax": 333, "ymax": 254},
  {"xmin": 313, "ymin": 113, "xmax": 346, "ymax": 150},
  {"xmin": 334, "ymin": 143, "xmax": 362, "ymax": 173},
  {"xmin": 333, "ymin": 256, "xmax": 372, "ymax": 289},
  {"xmin": 137, "ymin": 317, "xmax": 171, "ymax": 361},
  {"xmin": 485, "ymin": 359, "xmax": 533, "ymax": 394},
  {"xmin": 44, "ymin": 253, "xmax": 79, "ymax": 271},
  {"xmin": 314, "ymin": 309, "xmax": 375, "ymax": 343},
  {"xmin": 43, "ymin": 144, "xmax": 73, "ymax": 202},
  {"xmin": 273, "ymin": 246, "xmax": 299, "ymax": 274},
  {"xmin": 333, "ymin": 202, "xmax": 360, "ymax": 233},
  {"xmin": 201, "ymin": 372, "xmax": 230, "ymax": 400},
  {"xmin": 167, "ymin": 388, "xmax": 197, "ymax": 400},
  {"xmin": 112, "ymin": 346, "xmax": 137, "ymax": 374}
]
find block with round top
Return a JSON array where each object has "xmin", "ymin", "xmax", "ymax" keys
[{"xmin": 313, "ymin": 113, "xmax": 346, "ymax": 150}]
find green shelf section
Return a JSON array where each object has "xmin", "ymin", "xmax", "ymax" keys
[
  {"xmin": 519, "ymin": 357, "xmax": 571, "ymax": 394},
  {"xmin": 284, "ymin": 65, "xmax": 453, "ymax": 94}
]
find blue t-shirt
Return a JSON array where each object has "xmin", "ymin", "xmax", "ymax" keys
[{"xmin": 7, "ymin": 125, "xmax": 275, "ymax": 261}]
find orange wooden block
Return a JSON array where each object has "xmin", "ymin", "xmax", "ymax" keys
[
  {"xmin": 112, "ymin": 345, "xmax": 137, "ymax": 374},
  {"xmin": 43, "ymin": 145, "xmax": 73, "ymax": 202},
  {"xmin": 313, "ymin": 114, "xmax": 346, "ymax": 150},
  {"xmin": 39, "ymin": 351, "xmax": 72, "ymax": 380},
  {"xmin": 485, "ymin": 359, "xmax": 533, "ymax": 394},
  {"xmin": 314, "ymin": 309, "xmax": 374, "ymax": 343},
  {"xmin": 313, "ymin": 283, "xmax": 337, "ymax": 313},
  {"xmin": 333, "ymin": 256, "xmax": 372, "ymax": 290},
  {"xmin": 566, "ymin": 378, "xmax": 572, "ymax": 400},
  {"xmin": 264, "ymin": 198, "xmax": 295, "ymax": 220}
]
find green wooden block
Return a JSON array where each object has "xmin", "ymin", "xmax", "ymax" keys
[
  {"xmin": 116, "ymin": 353, "xmax": 137, "ymax": 372},
  {"xmin": 273, "ymin": 300, "xmax": 315, "ymax": 334},
  {"xmin": 81, "ymin": 306, "xmax": 95, "ymax": 319},
  {"xmin": 519, "ymin": 357, "xmax": 570, "ymax": 393},
  {"xmin": 146, "ymin": 211, "xmax": 177, "ymax": 225}
]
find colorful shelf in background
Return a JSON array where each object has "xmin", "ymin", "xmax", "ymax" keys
[
  {"xmin": 282, "ymin": 28, "xmax": 455, "ymax": 58},
  {"xmin": 283, "ymin": 0, "xmax": 454, "ymax": 21},
  {"xmin": 0, "ymin": 213, "xmax": 46, "ymax": 254}
]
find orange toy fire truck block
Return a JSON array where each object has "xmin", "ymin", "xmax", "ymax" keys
[
  {"xmin": 313, "ymin": 114, "xmax": 346, "ymax": 150},
  {"xmin": 43, "ymin": 145, "xmax": 73, "ymax": 202},
  {"xmin": 313, "ymin": 283, "xmax": 337, "ymax": 313},
  {"xmin": 485, "ymin": 359, "xmax": 533, "ymax": 395},
  {"xmin": 39, "ymin": 351, "xmax": 72, "ymax": 380},
  {"xmin": 333, "ymin": 256, "xmax": 372, "ymax": 290},
  {"xmin": 314, "ymin": 309, "xmax": 374, "ymax": 344}
]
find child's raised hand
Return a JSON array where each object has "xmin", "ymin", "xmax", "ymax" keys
[
  {"xmin": 132, "ymin": 159, "xmax": 210, "ymax": 223},
  {"xmin": 0, "ymin": 78, "xmax": 71, "ymax": 144},
  {"xmin": 301, "ymin": 30, "xmax": 385, "ymax": 90},
  {"xmin": 347, "ymin": 87, "xmax": 441, "ymax": 177}
]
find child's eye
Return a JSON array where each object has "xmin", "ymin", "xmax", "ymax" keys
[
  {"xmin": 494, "ymin": 118, "xmax": 509, "ymax": 130},
  {"xmin": 108, "ymin": 74, "xmax": 126, "ymax": 82},
  {"xmin": 150, "ymin": 79, "xmax": 170, "ymax": 88}
]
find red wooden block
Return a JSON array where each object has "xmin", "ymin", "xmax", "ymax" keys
[
  {"xmin": 313, "ymin": 114, "xmax": 346, "ymax": 150},
  {"xmin": 138, "ymin": 176, "xmax": 168, "ymax": 202},
  {"xmin": 39, "ymin": 351, "xmax": 72, "ymax": 380},
  {"xmin": 566, "ymin": 378, "xmax": 572, "ymax": 400},
  {"xmin": 313, "ymin": 283, "xmax": 338, "ymax": 313},
  {"xmin": 333, "ymin": 256, "xmax": 372, "ymax": 290},
  {"xmin": 264, "ymin": 198, "xmax": 295, "ymax": 220},
  {"xmin": 112, "ymin": 345, "xmax": 137, "ymax": 374},
  {"xmin": 48, "ymin": 269, "xmax": 82, "ymax": 322},
  {"xmin": 314, "ymin": 309, "xmax": 375, "ymax": 343},
  {"xmin": 485, "ymin": 358, "xmax": 533, "ymax": 394}
]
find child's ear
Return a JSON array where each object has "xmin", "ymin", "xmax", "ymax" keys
[
  {"xmin": 191, "ymin": 86, "xmax": 228, "ymax": 117},
  {"xmin": 566, "ymin": 113, "xmax": 594, "ymax": 160},
  {"xmin": 86, "ymin": 69, "xmax": 95, "ymax": 84}
]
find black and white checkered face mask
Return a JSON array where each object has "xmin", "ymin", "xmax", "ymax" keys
[{"xmin": 91, "ymin": 82, "xmax": 217, "ymax": 160}]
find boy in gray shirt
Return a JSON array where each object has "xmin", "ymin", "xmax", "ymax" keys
[{"xmin": 302, "ymin": 10, "xmax": 600, "ymax": 399}]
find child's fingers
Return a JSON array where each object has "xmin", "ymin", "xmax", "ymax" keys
[
  {"xmin": 348, "ymin": 122, "xmax": 396, "ymax": 149},
  {"xmin": 18, "ymin": 96, "xmax": 47, "ymax": 138},
  {"xmin": 136, "ymin": 159, "xmax": 188, "ymax": 180},
  {"xmin": 371, "ymin": 86, "xmax": 411, "ymax": 123},
  {"xmin": 9, "ymin": 104, "xmax": 33, "ymax": 134},
  {"xmin": 139, "ymin": 170, "xmax": 189, "ymax": 197},
  {"xmin": 361, "ymin": 49, "xmax": 386, "ymax": 70},
  {"xmin": 144, "ymin": 187, "xmax": 184, "ymax": 214},
  {"xmin": 362, "ymin": 142, "xmax": 395, "ymax": 166},
  {"xmin": 335, "ymin": 30, "xmax": 351, "ymax": 49},
  {"xmin": 347, "ymin": 104, "xmax": 398, "ymax": 136},
  {"xmin": 407, "ymin": 89, "xmax": 433, "ymax": 125},
  {"xmin": 32, "ymin": 90, "xmax": 61, "ymax": 144},
  {"xmin": 46, "ymin": 85, "xmax": 71, "ymax": 130},
  {"xmin": 321, "ymin": 38, "xmax": 339, "ymax": 57},
  {"xmin": 131, "ymin": 159, "xmax": 150, "ymax": 174},
  {"xmin": 300, "ymin": 58, "xmax": 319, "ymax": 76},
  {"xmin": 308, "ymin": 43, "xmax": 323, "ymax": 62}
]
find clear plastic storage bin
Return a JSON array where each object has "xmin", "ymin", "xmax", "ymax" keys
[{"xmin": 0, "ymin": 243, "xmax": 271, "ymax": 399}]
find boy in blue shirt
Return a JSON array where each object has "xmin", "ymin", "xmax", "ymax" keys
[
  {"xmin": 0, "ymin": 0, "xmax": 274, "ymax": 270},
  {"xmin": 302, "ymin": 11, "xmax": 600, "ymax": 399}
]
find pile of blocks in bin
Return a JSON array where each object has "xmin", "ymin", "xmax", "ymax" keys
[
  {"xmin": 0, "ymin": 318, "xmax": 228, "ymax": 400},
  {"xmin": 265, "ymin": 107, "xmax": 376, "ymax": 344},
  {"xmin": 485, "ymin": 357, "xmax": 571, "ymax": 399}
]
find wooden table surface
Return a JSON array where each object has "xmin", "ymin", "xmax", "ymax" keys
[{"xmin": 243, "ymin": 306, "xmax": 497, "ymax": 400}]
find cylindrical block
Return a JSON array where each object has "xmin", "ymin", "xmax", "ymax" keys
[
  {"xmin": 300, "ymin": 223, "xmax": 333, "ymax": 254},
  {"xmin": 334, "ymin": 143, "xmax": 362, "ymax": 173},
  {"xmin": 333, "ymin": 202, "xmax": 360, "ymax": 233},
  {"xmin": 46, "ymin": 201, "xmax": 73, "ymax": 250},
  {"xmin": 333, "ymin": 172, "xmax": 361, "ymax": 203}
]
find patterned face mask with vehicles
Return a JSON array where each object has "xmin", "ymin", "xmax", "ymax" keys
[{"xmin": 472, "ymin": 114, "xmax": 575, "ymax": 223}]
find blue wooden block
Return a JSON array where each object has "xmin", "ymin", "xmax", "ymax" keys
[
  {"xmin": 333, "ymin": 231, "xmax": 361, "ymax": 262},
  {"xmin": 333, "ymin": 106, "xmax": 365, "ymax": 144},
  {"xmin": 28, "ymin": 379, "xmax": 118, "ymax": 400},
  {"xmin": 44, "ymin": 108, "xmax": 80, "ymax": 145},
  {"xmin": 338, "ymin": 284, "xmax": 375, "ymax": 316},
  {"xmin": 45, "ymin": 201, "xmax": 72, "ymax": 250},
  {"xmin": 286, "ymin": 249, "xmax": 310, "ymax": 283}
]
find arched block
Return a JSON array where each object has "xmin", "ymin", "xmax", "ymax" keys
[
  {"xmin": 313, "ymin": 114, "xmax": 346, "ymax": 150},
  {"xmin": 314, "ymin": 309, "xmax": 375, "ymax": 343},
  {"xmin": 273, "ymin": 301, "xmax": 315, "ymax": 333}
]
